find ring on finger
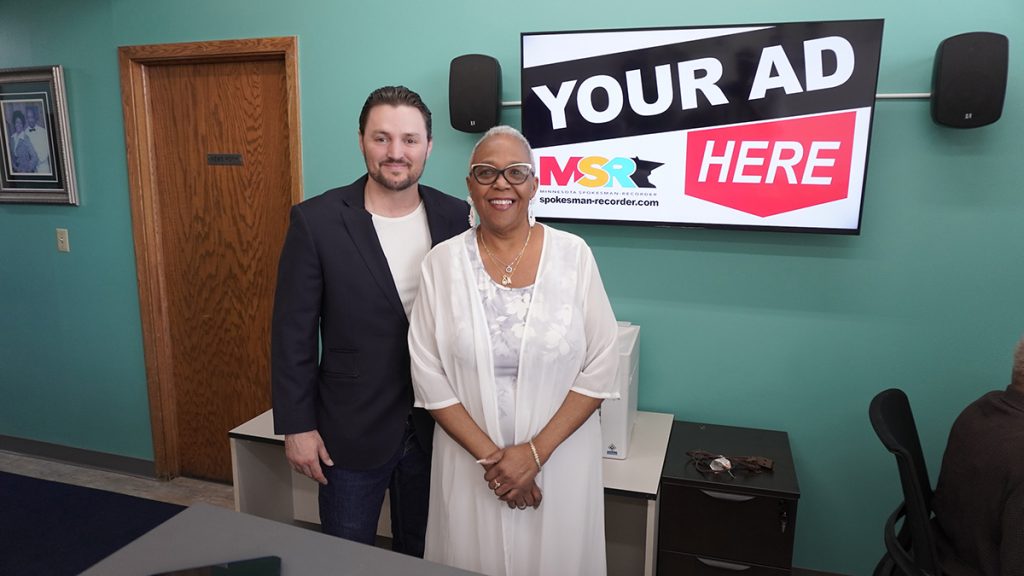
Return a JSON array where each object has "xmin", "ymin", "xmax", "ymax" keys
[{"xmin": 493, "ymin": 481, "xmax": 501, "ymax": 490}]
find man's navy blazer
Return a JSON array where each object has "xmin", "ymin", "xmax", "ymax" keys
[{"xmin": 271, "ymin": 175, "xmax": 469, "ymax": 469}]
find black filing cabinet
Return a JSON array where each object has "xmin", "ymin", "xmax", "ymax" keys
[{"xmin": 658, "ymin": 421, "xmax": 800, "ymax": 575}]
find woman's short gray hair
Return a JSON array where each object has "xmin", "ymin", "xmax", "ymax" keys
[{"xmin": 469, "ymin": 125, "xmax": 535, "ymax": 172}]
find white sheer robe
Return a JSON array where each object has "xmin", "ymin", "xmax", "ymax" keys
[{"xmin": 409, "ymin": 225, "xmax": 620, "ymax": 576}]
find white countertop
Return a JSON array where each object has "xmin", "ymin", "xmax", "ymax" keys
[{"xmin": 231, "ymin": 409, "xmax": 673, "ymax": 498}]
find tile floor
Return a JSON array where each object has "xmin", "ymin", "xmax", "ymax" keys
[{"xmin": 0, "ymin": 449, "xmax": 235, "ymax": 509}]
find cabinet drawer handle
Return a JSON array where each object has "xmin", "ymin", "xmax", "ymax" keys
[
  {"xmin": 699, "ymin": 489, "xmax": 755, "ymax": 502},
  {"xmin": 697, "ymin": 557, "xmax": 752, "ymax": 571}
]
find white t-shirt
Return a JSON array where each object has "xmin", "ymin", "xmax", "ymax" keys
[{"xmin": 371, "ymin": 201, "xmax": 431, "ymax": 318}]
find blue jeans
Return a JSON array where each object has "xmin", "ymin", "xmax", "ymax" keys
[{"xmin": 318, "ymin": 419, "xmax": 430, "ymax": 557}]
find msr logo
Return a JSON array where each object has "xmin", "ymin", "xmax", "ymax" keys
[
  {"xmin": 685, "ymin": 112, "xmax": 856, "ymax": 217},
  {"xmin": 538, "ymin": 156, "xmax": 664, "ymax": 188}
]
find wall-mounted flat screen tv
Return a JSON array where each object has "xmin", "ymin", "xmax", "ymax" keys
[{"xmin": 521, "ymin": 19, "xmax": 884, "ymax": 234}]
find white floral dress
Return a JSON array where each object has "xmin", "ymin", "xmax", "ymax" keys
[
  {"xmin": 409, "ymin": 225, "xmax": 620, "ymax": 576},
  {"xmin": 469, "ymin": 232, "xmax": 533, "ymax": 446}
]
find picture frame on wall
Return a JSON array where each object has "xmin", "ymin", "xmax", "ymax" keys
[{"xmin": 0, "ymin": 65, "xmax": 78, "ymax": 205}]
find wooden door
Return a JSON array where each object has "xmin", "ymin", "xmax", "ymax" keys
[{"xmin": 119, "ymin": 38, "xmax": 302, "ymax": 481}]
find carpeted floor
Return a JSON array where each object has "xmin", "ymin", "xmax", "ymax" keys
[{"xmin": 0, "ymin": 470, "xmax": 185, "ymax": 576}]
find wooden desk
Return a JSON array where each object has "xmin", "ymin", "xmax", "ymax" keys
[
  {"xmin": 82, "ymin": 503, "xmax": 483, "ymax": 575},
  {"xmin": 230, "ymin": 410, "xmax": 673, "ymax": 576}
]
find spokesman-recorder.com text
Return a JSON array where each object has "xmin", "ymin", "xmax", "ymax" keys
[{"xmin": 538, "ymin": 196, "xmax": 659, "ymax": 207}]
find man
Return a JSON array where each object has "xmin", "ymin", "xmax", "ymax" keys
[
  {"xmin": 271, "ymin": 86, "xmax": 468, "ymax": 556},
  {"xmin": 932, "ymin": 336, "xmax": 1024, "ymax": 576},
  {"xmin": 24, "ymin": 106, "xmax": 51, "ymax": 175}
]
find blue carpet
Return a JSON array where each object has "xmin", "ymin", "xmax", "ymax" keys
[{"xmin": 0, "ymin": 470, "xmax": 185, "ymax": 575}]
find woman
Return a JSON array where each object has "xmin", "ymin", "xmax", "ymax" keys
[
  {"xmin": 409, "ymin": 125, "xmax": 620, "ymax": 576},
  {"xmin": 9, "ymin": 111, "xmax": 38, "ymax": 174}
]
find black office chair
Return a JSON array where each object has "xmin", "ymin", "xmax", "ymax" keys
[{"xmin": 868, "ymin": 388, "xmax": 948, "ymax": 576}]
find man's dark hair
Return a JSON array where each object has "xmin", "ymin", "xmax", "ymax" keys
[{"xmin": 358, "ymin": 85, "xmax": 432, "ymax": 139}]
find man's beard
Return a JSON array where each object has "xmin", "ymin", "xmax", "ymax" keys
[{"xmin": 369, "ymin": 160, "xmax": 423, "ymax": 192}]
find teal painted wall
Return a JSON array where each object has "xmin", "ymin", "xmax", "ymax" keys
[{"xmin": 1, "ymin": 1, "xmax": 1021, "ymax": 573}]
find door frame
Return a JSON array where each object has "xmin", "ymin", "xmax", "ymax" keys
[{"xmin": 118, "ymin": 37, "xmax": 302, "ymax": 478}]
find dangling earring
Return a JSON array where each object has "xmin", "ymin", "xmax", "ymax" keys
[
  {"xmin": 467, "ymin": 197, "xmax": 477, "ymax": 228},
  {"xmin": 528, "ymin": 198, "xmax": 537, "ymax": 227}
]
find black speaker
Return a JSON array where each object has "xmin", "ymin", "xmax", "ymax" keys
[
  {"xmin": 449, "ymin": 54, "xmax": 501, "ymax": 133},
  {"xmin": 931, "ymin": 32, "xmax": 1009, "ymax": 128}
]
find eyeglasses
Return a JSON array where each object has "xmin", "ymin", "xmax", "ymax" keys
[{"xmin": 469, "ymin": 163, "xmax": 534, "ymax": 185}]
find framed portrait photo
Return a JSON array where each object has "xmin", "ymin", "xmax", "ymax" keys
[{"xmin": 0, "ymin": 65, "xmax": 78, "ymax": 205}]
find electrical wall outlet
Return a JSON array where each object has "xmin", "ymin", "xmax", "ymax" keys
[{"xmin": 56, "ymin": 228, "xmax": 70, "ymax": 252}]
